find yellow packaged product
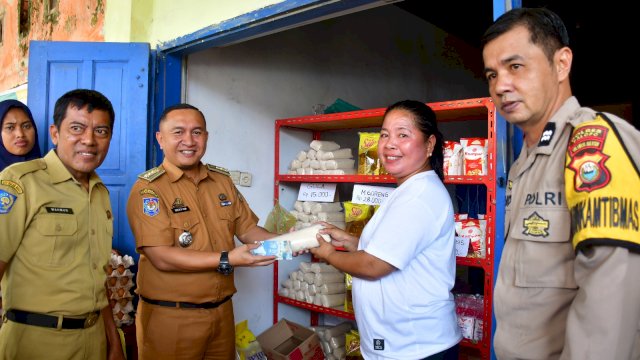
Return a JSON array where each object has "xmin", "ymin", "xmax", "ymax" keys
[
  {"xmin": 346, "ymin": 329, "xmax": 363, "ymax": 358},
  {"xmin": 358, "ymin": 132, "xmax": 387, "ymax": 175},
  {"xmin": 344, "ymin": 202, "xmax": 374, "ymax": 237},
  {"xmin": 235, "ymin": 320, "xmax": 267, "ymax": 360},
  {"xmin": 344, "ymin": 273, "xmax": 354, "ymax": 313}
]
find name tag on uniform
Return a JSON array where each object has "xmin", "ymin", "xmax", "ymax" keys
[
  {"xmin": 172, "ymin": 198, "xmax": 190, "ymax": 213},
  {"xmin": 46, "ymin": 207, "xmax": 74, "ymax": 214}
]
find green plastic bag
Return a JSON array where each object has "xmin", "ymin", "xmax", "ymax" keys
[
  {"xmin": 324, "ymin": 98, "xmax": 361, "ymax": 114},
  {"xmin": 264, "ymin": 201, "xmax": 296, "ymax": 234}
]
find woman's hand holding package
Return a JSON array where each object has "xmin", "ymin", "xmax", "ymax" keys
[
  {"xmin": 309, "ymin": 234, "xmax": 337, "ymax": 262},
  {"xmin": 317, "ymin": 221, "xmax": 359, "ymax": 252},
  {"xmin": 310, "ymin": 221, "xmax": 359, "ymax": 262}
]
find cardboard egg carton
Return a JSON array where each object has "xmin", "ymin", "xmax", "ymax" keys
[
  {"xmin": 105, "ymin": 253, "xmax": 137, "ymax": 326},
  {"xmin": 106, "ymin": 254, "xmax": 135, "ymax": 295}
]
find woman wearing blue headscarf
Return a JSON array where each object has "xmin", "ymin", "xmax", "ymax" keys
[{"xmin": 0, "ymin": 100, "xmax": 42, "ymax": 172}]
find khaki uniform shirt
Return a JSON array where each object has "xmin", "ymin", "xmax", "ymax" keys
[
  {"xmin": 0, "ymin": 150, "xmax": 112, "ymax": 314},
  {"xmin": 126, "ymin": 160, "xmax": 258, "ymax": 303},
  {"xmin": 494, "ymin": 97, "xmax": 640, "ymax": 359}
]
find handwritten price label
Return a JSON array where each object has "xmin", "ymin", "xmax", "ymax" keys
[
  {"xmin": 455, "ymin": 236, "xmax": 470, "ymax": 257},
  {"xmin": 351, "ymin": 184, "xmax": 394, "ymax": 206},
  {"xmin": 297, "ymin": 183, "xmax": 337, "ymax": 202}
]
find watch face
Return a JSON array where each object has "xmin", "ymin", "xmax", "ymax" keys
[
  {"xmin": 218, "ymin": 263, "xmax": 234, "ymax": 275},
  {"xmin": 218, "ymin": 252, "xmax": 234, "ymax": 275}
]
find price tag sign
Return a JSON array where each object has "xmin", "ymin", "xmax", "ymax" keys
[
  {"xmin": 351, "ymin": 184, "xmax": 394, "ymax": 206},
  {"xmin": 455, "ymin": 236, "xmax": 470, "ymax": 257},
  {"xmin": 297, "ymin": 183, "xmax": 337, "ymax": 202}
]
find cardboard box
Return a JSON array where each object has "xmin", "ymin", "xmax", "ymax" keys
[{"xmin": 256, "ymin": 319, "xmax": 324, "ymax": 360}]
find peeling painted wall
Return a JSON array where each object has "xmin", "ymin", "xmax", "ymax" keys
[
  {"xmin": 1, "ymin": 0, "xmax": 284, "ymax": 92},
  {"xmin": 138, "ymin": 0, "xmax": 282, "ymax": 47},
  {"xmin": 0, "ymin": 0, "xmax": 105, "ymax": 90},
  {"xmin": 104, "ymin": 0, "xmax": 283, "ymax": 45}
]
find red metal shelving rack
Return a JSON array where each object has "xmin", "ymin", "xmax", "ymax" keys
[{"xmin": 273, "ymin": 97, "xmax": 498, "ymax": 360}]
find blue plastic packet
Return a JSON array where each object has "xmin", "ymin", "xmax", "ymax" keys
[{"xmin": 251, "ymin": 240, "xmax": 293, "ymax": 260}]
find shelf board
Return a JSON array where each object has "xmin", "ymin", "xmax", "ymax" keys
[
  {"xmin": 445, "ymin": 175, "xmax": 491, "ymax": 185},
  {"xmin": 277, "ymin": 174, "xmax": 397, "ymax": 183},
  {"xmin": 277, "ymin": 109, "xmax": 386, "ymax": 131},
  {"xmin": 276, "ymin": 98, "xmax": 492, "ymax": 131},
  {"xmin": 277, "ymin": 296, "xmax": 355, "ymax": 321},
  {"xmin": 460, "ymin": 338, "xmax": 488, "ymax": 350},
  {"xmin": 456, "ymin": 256, "xmax": 488, "ymax": 268},
  {"xmin": 429, "ymin": 98, "xmax": 492, "ymax": 123},
  {"xmin": 277, "ymin": 174, "xmax": 490, "ymax": 185}
]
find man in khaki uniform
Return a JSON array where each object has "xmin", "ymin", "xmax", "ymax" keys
[
  {"xmin": 482, "ymin": 8, "xmax": 640, "ymax": 359},
  {"xmin": 0, "ymin": 89, "xmax": 124, "ymax": 359},
  {"xmin": 126, "ymin": 103, "xmax": 276, "ymax": 360}
]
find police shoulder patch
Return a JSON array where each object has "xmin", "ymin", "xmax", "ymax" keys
[
  {"xmin": 138, "ymin": 166, "xmax": 166, "ymax": 182},
  {"xmin": 206, "ymin": 164, "xmax": 230, "ymax": 176},
  {"xmin": 566, "ymin": 115, "xmax": 611, "ymax": 192},
  {"xmin": 565, "ymin": 113, "xmax": 640, "ymax": 253}
]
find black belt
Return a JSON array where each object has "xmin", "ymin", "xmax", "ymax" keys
[
  {"xmin": 141, "ymin": 295, "xmax": 232, "ymax": 309},
  {"xmin": 4, "ymin": 309, "xmax": 100, "ymax": 329}
]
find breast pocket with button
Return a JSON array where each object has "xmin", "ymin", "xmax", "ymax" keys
[
  {"xmin": 100, "ymin": 218, "xmax": 114, "ymax": 258},
  {"xmin": 33, "ymin": 215, "xmax": 79, "ymax": 266},
  {"xmin": 512, "ymin": 207, "xmax": 577, "ymax": 289},
  {"xmin": 169, "ymin": 215, "xmax": 201, "ymax": 249},
  {"xmin": 216, "ymin": 207, "xmax": 236, "ymax": 236}
]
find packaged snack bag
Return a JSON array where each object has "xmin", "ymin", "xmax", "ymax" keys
[
  {"xmin": 345, "ymin": 273, "xmax": 354, "ymax": 313},
  {"xmin": 455, "ymin": 218, "xmax": 487, "ymax": 258},
  {"xmin": 461, "ymin": 138, "xmax": 488, "ymax": 175},
  {"xmin": 235, "ymin": 320, "xmax": 267, "ymax": 360},
  {"xmin": 344, "ymin": 202, "xmax": 374, "ymax": 237},
  {"xmin": 346, "ymin": 329, "xmax": 363, "ymax": 358},
  {"xmin": 250, "ymin": 240, "xmax": 293, "ymax": 260},
  {"xmin": 358, "ymin": 132, "xmax": 387, "ymax": 175},
  {"xmin": 443, "ymin": 140, "xmax": 464, "ymax": 175},
  {"xmin": 455, "ymin": 294, "xmax": 484, "ymax": 341}
]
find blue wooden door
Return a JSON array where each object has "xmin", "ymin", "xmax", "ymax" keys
[{"xmin": 28, "ymin": 41, "xmax": 151, "ymax": 259}]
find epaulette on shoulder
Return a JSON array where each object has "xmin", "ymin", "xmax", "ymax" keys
[
  {"xmin": 206, "ymin": 164, "xmax": 230, "ymax": 176},
  {"xmin": 138, "ymin": 166, "xmax": 166, "ymax": 182},
  {"xmin": 570, "ymin": 108, "xmax": 601, "ymax": 127},
  {"xmin": 5, "ymin": 158, "xmax": 46, "ymax": 177}
]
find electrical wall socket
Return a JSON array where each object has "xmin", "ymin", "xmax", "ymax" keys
[
  {"xmin": 239, "ymin": 172, "xmax": 252, "ymax": 187},
  {"xmin": 229, "ymin": 170, "xmax": 241, "ymax": 185}
]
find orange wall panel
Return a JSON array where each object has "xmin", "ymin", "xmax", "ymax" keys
[{"xmin": 0, "ymin": 0, "xmax": 105, "ymax": 91}]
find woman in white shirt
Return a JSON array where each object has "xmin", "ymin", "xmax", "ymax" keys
[{"xmin": 311, "ymin": 100, "xmax": 461, "ymax": 359}]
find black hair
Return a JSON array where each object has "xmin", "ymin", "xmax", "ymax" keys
[
  {"xmin": 383, "ymin": 100, "xmax": 444, "ymax": 180},
  {"xmin": 481, "ymin": 7, "xmax": 570, "ymax": 64},
  {"xmin": 53, "ymin": 89, "xmax": 115, "ymax": 129},
  {"xmin": 159, "ymin": 103, "xmax": 206, "ymax": 124}
]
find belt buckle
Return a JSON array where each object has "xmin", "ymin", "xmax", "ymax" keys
[{"xmin": 84, "ymin": 312, "xmax": 98, "ymax": 328}]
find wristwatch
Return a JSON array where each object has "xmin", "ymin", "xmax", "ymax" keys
[{"xmin": 217, "ymin": 251, "xmax": 234, "ymax": 275}]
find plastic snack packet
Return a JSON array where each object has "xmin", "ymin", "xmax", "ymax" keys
[{"xmin": 250, "ymin": 240, "xmax": 293, "ymax": 260}]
